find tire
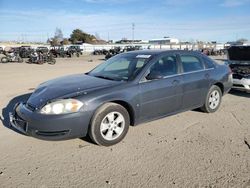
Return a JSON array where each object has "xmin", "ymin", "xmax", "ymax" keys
[
  {"xmin": 200, "ymin": 85, "xmax": 222, "ymax": 113},
  {"xmin": 76, "ymin": 53, "xmax": 80, "ymax": 57},
  {"xmin": 89, "ymin": 103, "xmax": 130, "ymax": 146},
  {"xmin": 1, "ymin": 57, "xmax": 8, "ymax": 63},
  {"xmin": 37, "ymin": 60, "xmax": 44, "ymax": 65},
  {"xmin": 49, "ymin": 58, "xmax": 56, "ymax": 65},
  {"xmin": 26, "ymin": 59, "xmax": 32, "ymax": 64},
  {"xmin": 18, "ymin": 57, "xmax": 23, "ymax": 63}
]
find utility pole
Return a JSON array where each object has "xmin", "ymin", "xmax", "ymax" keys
[{"xmin": 132, "ymin": 23, "xmax": 135, "ymax": 46}]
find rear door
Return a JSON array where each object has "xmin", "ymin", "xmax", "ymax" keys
[
  {"xmin": 179, "ymin": 53, "xmax": 210, "ymax": 109},
  {"xmin": 138, "ymin": 54, "xmax": 183, "ymax": 121}
]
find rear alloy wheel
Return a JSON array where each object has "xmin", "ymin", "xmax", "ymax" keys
[
  {"xmin": 89, "ymin": 103, "xmax": 130, "ymax": 146},
  {"xmin": 201, "ymin": 85, "xmax": 222, "ymax": 113}
]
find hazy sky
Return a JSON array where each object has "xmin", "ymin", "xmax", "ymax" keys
[{"xmin": 0, "ymin": 0, "xmax": 250, "ymax": 42}]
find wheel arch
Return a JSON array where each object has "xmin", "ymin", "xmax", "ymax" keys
[
  {"xmin": 109, "ymin": 100, "xmax": 135, "ymax": 126},
  {"xmin": 213, "ymin": 82, "xmax": 224, "ymax": 94}
]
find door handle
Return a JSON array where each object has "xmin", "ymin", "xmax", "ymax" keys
[{"xmin": 172, "ymin": 80, "xmax": 180, "ymax": 85}]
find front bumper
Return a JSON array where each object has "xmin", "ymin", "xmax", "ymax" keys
[
  {"xmin": 9, "ymin": 103, "xmax": 92, "ymax": 140},
  {"xmin": 232, "ymin": 77, "xmax": 250, "ymax": 92}
]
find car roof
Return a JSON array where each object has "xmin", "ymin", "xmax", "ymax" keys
[{"xmin": 123, "ymin": 49, "xmax": 202, "ymax": 56}]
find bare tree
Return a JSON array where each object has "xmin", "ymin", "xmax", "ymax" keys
[
  {"xmin": 95, "ymin": 32, "xmax": 101, "ymax": 40},
  {"xmin": 49, "ymin": 28, "xmax": 64, "ymax": 46},
  {"xmin": 55, "ymin": 28, "xmax": 64, "ymax": 42}
]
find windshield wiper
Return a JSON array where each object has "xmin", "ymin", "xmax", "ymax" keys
[{"xmin": 94, "ymin": 75, "xmax": 117, "ymax": 81}]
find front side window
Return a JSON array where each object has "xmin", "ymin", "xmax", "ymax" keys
[
  {"xmin": 180, "ymin": 55, "xmax": 204, "ymax": 73},
  {"xmin": 146, "ymin": 55, "xmax": 178, "ymax": 80}
]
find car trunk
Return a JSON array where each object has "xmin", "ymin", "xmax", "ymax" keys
[{"xmin": 227, "ymin": 46, "xmax": 250, "ymax": 79}]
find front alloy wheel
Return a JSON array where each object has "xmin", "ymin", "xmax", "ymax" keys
[
  {"xmin": 100, "ymin": 112, "xmax": 125, "ymax": 141},
  {"xmin": 89, "ymin": 103, "xmax": 130, "ymax": 146}
]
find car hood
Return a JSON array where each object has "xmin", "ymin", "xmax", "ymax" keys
[
  {"xmin": 27, "ymin": 74, "xmax": 119, "ymax": 108},
  {"xmin": 227, "ymin": 46, "xmax": 250, "ymax": 64}
]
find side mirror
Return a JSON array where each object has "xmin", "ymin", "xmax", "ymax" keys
[{"xmin": 146, "ymin": 71, "xmax": 163, "ymax": 80}]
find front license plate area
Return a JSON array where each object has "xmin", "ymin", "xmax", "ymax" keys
[{"xmin": 9, "ymin": 111, "xmax": 28, "ymax": 133}]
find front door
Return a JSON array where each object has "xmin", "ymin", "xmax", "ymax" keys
[{"xmin": 138, "ymin": 54, "xmax": 183, "ymax": 121}]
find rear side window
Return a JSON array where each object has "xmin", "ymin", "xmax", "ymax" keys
[
  {"xmin": 136, "ymin": 59, "xmax": 146, "ymax": 68},
  {"xmin": 180, "ymin": 55, "xmax": 204, "ymax": 73},
  {"xmin": 203, "ymin": 56, "xmax": 215, "ymax": 68},
  {"xmin": 147, "ymin": 55, "xmax": 178, "ymax": 78}
]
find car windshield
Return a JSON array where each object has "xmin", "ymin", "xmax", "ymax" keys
[{"xmin": 88, "ymin": 53, "xmax": 151, "ymax": 81}]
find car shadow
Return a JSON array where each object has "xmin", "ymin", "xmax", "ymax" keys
[
  {"xmin": 79, "ymin": 135, "xmax": 95, "ymax": 145},
  {"xmin": 0, "ymin": 93, "xmax": 32, "ymax": 135},
  {"xmin": 229, "ymin": 90, "xmax": 250, "ymax": 98}
]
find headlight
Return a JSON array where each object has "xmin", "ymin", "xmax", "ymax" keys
[{"xmin": 40, "ymin": 99, "xmax": 84, "ymax": 115}]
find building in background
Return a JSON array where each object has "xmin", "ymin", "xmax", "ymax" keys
[
  {"xmin": 149, "ymin": 37, "xmax": 179, "ymax": 45},
  {"xmin": 115, "ymin": 39, "xmax": 145, "ymax": 44}
]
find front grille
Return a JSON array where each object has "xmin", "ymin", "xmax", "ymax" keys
[
  {"xmin": 35, "ymin": 130, "xmax": 70, "ymax": 137},
  {"xmin": 233, "ymin": 84, "xmax": 244, "ymax": 88},
  {"xmin": 14, "ymin": 113, "xmax": 27, "ymax": 131},
  {"xmin": 233, "ymin": 74, "xmax": 243, "ymax": 79}
]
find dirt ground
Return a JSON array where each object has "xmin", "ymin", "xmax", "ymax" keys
[{"xmin": 0, "ymin": 54, "xmax": 249, "ymax": 188}]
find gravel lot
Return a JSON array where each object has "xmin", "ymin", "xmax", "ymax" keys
[{"xmin": 0, "ymin": 54, "xmax": 249, "ymax": 188}]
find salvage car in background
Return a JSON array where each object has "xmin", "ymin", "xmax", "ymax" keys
[
  {"xmin": 0, "ymin": 47, "xmax": 4, "ymax": 54},
  {"xmin": 227, "ymin": 46, "xmax": 250, "ymax": 93},
  {"xmin": 10, "ymin": 50, "xmax": 232, "ymax": 146},
  {"xmin": 36, "ymin": 47, "xmax": 49, "ymax": 54},
  {"xmin": 67, "ymin": 45, "xmax": 83, "ymax": 57},
  {"xmin": 19, "ymin": 46, "xmax": 33, "ymax": 58},
  {"xmin": 1, "ymin": 53, "xmax": 23, "ymax": 63},
  {"xmin": 49, "ymin": 46, "xmax": 65, "ymax": 58}
]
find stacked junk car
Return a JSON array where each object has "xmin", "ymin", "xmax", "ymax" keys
[
  {"xmin": 0, "ymin": 45, "xmax": 85, "ymax": 65},
  {"xmin": 1, "ymin": 51, "xmax": 23, "ymax": 63},
  {"xmin": 227, "ymin": 46, "xmax": 250, "ymax": 93},
  {"xmin": 0, "ymin": 46, "xmax": 55, "ymax": 65}
]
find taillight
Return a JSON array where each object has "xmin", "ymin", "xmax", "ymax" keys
[
  {"xmin": 228, "ymin": 66, "xmax": 233, "ymax": 74},
  {"xmin": 228, "ymin": 66, "xmax": 233, "ymax": 82}
]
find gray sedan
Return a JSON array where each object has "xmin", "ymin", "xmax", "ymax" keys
[{"xmin": 10, "ymin": 50, "xmax": 232, "ymax": 146}]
